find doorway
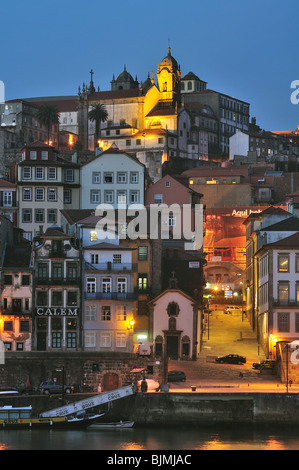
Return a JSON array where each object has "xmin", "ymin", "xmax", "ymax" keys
[{"xmin": 166, "ymin": 336, "xmax": 179, "ymax": 360}]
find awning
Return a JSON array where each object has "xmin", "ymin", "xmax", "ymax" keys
[{"xmin": 130, "ymin": 368, "xmax": 147, "ymax": 373}]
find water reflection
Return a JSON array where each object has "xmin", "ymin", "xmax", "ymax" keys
[{"xmin": 0, "ymin": 426, "xmax": 299, "ymax": 450}]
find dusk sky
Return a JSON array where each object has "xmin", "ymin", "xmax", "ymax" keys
[{"xmin": 2, "ymin": 0, "xmax": 298, "ymax": 132}]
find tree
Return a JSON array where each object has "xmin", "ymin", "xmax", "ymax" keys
[
  {"xmin": 36, "ymin": 104, "xmax": 60, "ymax": 143},
  {"xmin": 88, "ymin": 103, "xmax": 108, "ymax": 148}
]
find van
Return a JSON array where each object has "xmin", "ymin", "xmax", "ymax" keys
[{"xmin": 134, "ymin": 342, "xmax": 151, "ymax": 356}]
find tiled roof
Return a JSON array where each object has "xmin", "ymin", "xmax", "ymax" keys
[
  {"xmin": 260, "ymin": 217, "xmax": 299, "ymax": 232},
  {"xmin": 266, "ymin": 231, "xmax": 299, "ymax": 248}
]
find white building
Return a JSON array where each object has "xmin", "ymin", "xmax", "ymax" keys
[
  {"xmin": 148, "ymin": 289, "xmax": 201, "ymax": 360},
  {"xmin": 82, "ymin": 241, "xmax": 137, "ymax": 352},
  {"xmin": 80, "ymin": 147, "xmax": 145, "ymax": 209}
]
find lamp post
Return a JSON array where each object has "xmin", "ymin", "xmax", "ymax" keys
[{"xmin": 127, "ymin": 319, "xmax": 135, "ymax": 352}]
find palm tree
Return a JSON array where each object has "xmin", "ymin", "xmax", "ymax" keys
[
  {"xmin": 36, "ymin": 104, "xmax": 60, "ymax": 144},
  {"xmin": 88, "ymin": 103, "xmax": 108, "ymax": 148}
]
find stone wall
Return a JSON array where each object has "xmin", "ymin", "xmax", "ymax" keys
[{"xmin": 0, "ymin": 352, "xmax": 160, "ymax": 392}]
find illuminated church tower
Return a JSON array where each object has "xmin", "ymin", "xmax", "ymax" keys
[{"xmin": 157, "ymin": 47, "xmax": 181, "ymax": 108}]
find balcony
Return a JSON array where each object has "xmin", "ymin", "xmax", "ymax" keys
[
  {"xmin": 84, "ymin": 291, "xmax": 138, "ymax": 300},
  {"xmin": 36, "ymin": 278, "xmax": 80, "ymax": 286},
  {"xmin": 88, "ymin": 263, "xmax": 137, "ymax": 272}
]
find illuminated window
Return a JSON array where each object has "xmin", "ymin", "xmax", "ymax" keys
[
  {"xmin": 90, "ymin": 231, "xmax": 97, "ymax": 241},
  {"xmin": 278, "ymin": 283, "xmax": 289, "ymax": 304},
  {"xmin": 116, "ymin": 305, "xmax": 127, "ymax": 321},
  {"xmin": 278, "ymin": 254, "xmax": 289, "ymax": 272},
  {"xmin": 101, "ymin": 305, "xmax": 111, "ymax": 321}
]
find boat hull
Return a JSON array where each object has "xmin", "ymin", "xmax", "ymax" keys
[{"xmin": 0, "ymin": 414, "xmax": 104, "ymax": 429}]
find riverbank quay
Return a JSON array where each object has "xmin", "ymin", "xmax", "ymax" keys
[{"xmin": 2, "ymin": 390, "xmax": 299, "ymax": 427}]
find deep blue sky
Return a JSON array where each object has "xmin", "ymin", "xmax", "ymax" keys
[{"xmin": 1, "ymin": 0, "xmax": 298, "ymax": 131}]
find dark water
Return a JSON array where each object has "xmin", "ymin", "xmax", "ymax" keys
[{"xmin": 0, "ymin": 426, "xmax": 299, "ymax": 450}]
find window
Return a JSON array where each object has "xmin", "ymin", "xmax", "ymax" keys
[
  {"xmin": 168, "ymin": 214, "xmax": 176, "ymax": 226},
  {"xmin": 86, "ymin": 305, "xmax": 96, "ymax": 321},
  {"xmin": 64, "ymin": 189, "xmax": 72, "ymax": 204},
  {"xmin": 30, "ymin": 151, "xmax": 37, "ymax": 160},
  {"xmin": 48, "ymin": 188, "xmax": 57, "ymax": 201},
  {"xmin": 3, "ymin": 192, "xmax": 12, "ymax": 206},
  {"xmin": 138, "ymin": 246, "xmax": 148, "ymax": 261},
  {"xmin": 92, "ymin": 172, "xmax": 101, "ymax": 184},
  {"xmin": 130, "ymin": 191, "xmax": 139, "ymax": 204},
  {"xmin": 65, "ymin": 169, "xmax": 74, "ymax": 182},
  {"xmin": 130, "ymin": 172, "xmax": 138, "ymax": 183},
  {"xmin": 126, "ymin": 140, "xmax": 131, "ymax": 146},
  {"xmin": 278, "ymin": 312, "xmax": 290, "ymax": 332},
  {"xmin": 136, "ymin": 139, "xmax": 141, "ymax": 145},
  {"xmin": 90, "ymin": 190, "xmax": 100, "ymax": 204},
  {"xmin": 35, "ymin": 167, "xmax": 44, "ymax": 179},
  {"xmin": 138, "ymin": 274, "xmax": 148, "ymax": 291},
  {"xmin": 20, "ymin": 320, "xmax": 29, "ymax": 332},
  {"xmin": 67, "ymin": 291, "xmax": 77, "ymax": 306},
  {"xmin": 35, "ymin": 188, "xmax": 45, "ymax": 201},
  {"xmin": 116, "ymin": 332, "xmax": 126, "ymax": 348},
  {"xmin": 113, "ymin": 254, "xmax": 122, "ymax": 264},
  {"xmin": 102, "ymin": 277, "xmax": 111, "ymax": 293},
  {"xmin": 41, "ymin": 151, "xmax": 48, "ymax": 160},
  {"xmin": 104, "ymin": 191, "xmax": 114, "ymax": 204},
  {"xmin": 278, "ymin": 254, "xmax": 289, "ymax": 272},
  {"xmin": 104, "ymin": 172, "xmax": 113, "ymax": 183},
  {"xmin": 154, "ymin": 194, "xmax": 163, "ymax": 204},
  {"xmin": 36, "ymin": 290, "xmax": 48, "ymax": 307},
  {"xmin": 22, "ymin": 167, "xmax": 31, "ymax": 179},
  {"xmin": 67, "ymin": 332, "xmax": 76, "ymax": 348},
  {"xmin": 52, "ymin": 291, "xmax": 63, "ymax": 306},
  {"xmin": 52, "ymin": 332, "xmax": 62, "ymax": 348},
  {"xmin": 87, "ymin": 277, "xmax": 96, "ymax": 293},
  {"xmin": 85, "ymin": 332, "xmax": 96, "ymax": 348},
  {"xmin": 48, "ymin": 167, "xmax": 57, "ymax": 180},
  {"xmin": 91, "ymin": 254, "xmax": 99, "ymax": 264},
  {"xmin": 117, "ymin": 172, "xmax": 127, "ymax": 184},
  {"xmin": 116, "ymin": 305, "xmax": 127, "ymax": 321},
  {"xmin": 100, "ymin": 331, "xmax": 111, "ymax": 347},
  {"xmin": 165, "ymin": 181, "xmax": 170, "ymax": 187},
  {"xmin": 4, "ymin": 275, "xmax": 12, "ymax": 285},
  {"xmin": 35, "ymin": 209, "xmax": 44, "ymax": 223},
  {"xmin": 101, "ymin": 305, "xmax": 111, "ymax": 321},
  {"xmin": 22, "ymin": 275, "xmax": 30, "ymax": 286},
  {"xmin": 38, "ymin": 264, "xmax": 48, "ymax": 281},
  {"xmin": 278, "ymin": 283, "xmax": 289, "ymax": 304},
  {"xmin": 23, "ymin": 188, "xmax": 32, "ymax": 201},
  {"xmin": 90, "ymin": 231, "xmax": 97, "ymax": 241},
  {"xmin": 22, "ymin": 209, "xmax": 32, "ymax": 223},
  {"xmin": 117, "ymin": 191, "xmax": 127, "ymax": 204},
  {"xmin": 52, "ymin": 264, "xmax": 63, "ymax": 281},
  {"xmin": 48, "ymin": 209, "xmax": 57, "ymax": 223},
  {"xmin": 4, "ymin": 321, "xmax": 13, "ymax": 331},
  {"xmin": 117, "ymin": 277, "xmax": 127, "ymax": 293}
]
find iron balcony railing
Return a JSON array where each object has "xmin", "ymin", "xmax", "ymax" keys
[{"xmin": 84, "ymin": 291, "xmax": 138, "ymax": 300}]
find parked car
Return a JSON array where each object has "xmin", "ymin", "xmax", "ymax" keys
[
  {"xmin": 252, "ymin": 360, "xmax": 276, "ymax": 370},
  {"xmin": 167, "ymin": 371, "xmax": 186, "ymax": 382},
  {"xmin": 224, "ymin": 306, "xmax": 240, "ymax": 314},
  {"xmin": 215, "ymin": 354, "xmax": 246, "ymax": 364},
  {"xmin": 39, "ymin": 381, "xmax": 73, "ymax": 395}
]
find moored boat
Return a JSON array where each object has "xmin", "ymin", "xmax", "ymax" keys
[
  {"xmin": 0, "ymin": 406, "xmax": 104, "ymax": 429},
  {"xmin": 88, "ymin": 420, "xmax": 134, "ymax": 430}
]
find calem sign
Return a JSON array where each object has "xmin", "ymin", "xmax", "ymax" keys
[{"xmin": 36, "ymin": 307, "xmax": 78, "ymax": 316}]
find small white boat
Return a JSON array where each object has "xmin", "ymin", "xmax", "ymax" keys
[{"xmin": 88, "ymin": 420, "xmax": 134, "ymax": 430}]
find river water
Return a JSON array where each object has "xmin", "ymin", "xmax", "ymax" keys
[{"xmin": 1, "ymin": 425, "xmax": 299, "ymax": 451}]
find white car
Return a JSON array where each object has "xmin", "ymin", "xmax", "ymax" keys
[{"xmin": 224, "ymin": 306, "xmax": 240, "ymax": 314}]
